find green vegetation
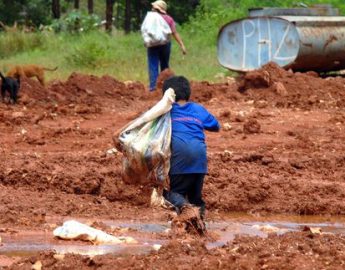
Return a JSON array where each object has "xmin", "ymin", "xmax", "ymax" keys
[
  {"xmin": 0, "ymin": 32, "xmax": 45, "ymax": 59},
  {"xmin": 1, "ymin": 0, "xmax": 345, "ymax": 84},
  {"xmin": 0, "ymin": 31, "xmax": 140, "ymax": 82},
  {"xmin": 49, "ymin": 11, "xmax": 101, "ymax": 33},
  {"xmin": 0, "ymin": 14, "xmax": 228, "ymax": 83},
  {"xmin": 187, "ymin": 0, "xmax": 345, "ymax": 45},
  {"xmin": 0, "ymin": 30, "xmax": 221, "ymax": 83},
  {"xmin": 0, "ymin": 0, "xmax": 51, "ymax": 26}
]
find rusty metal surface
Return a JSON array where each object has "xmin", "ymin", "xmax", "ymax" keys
[
  {"xmin": 287, "ymin": 19, "xmax": 345, "ymax": 71},
  {"xmin": 217, "ymin": 17, "xmax": 300, "ymax": 72},
  {"xmin": 276, "ymin": 16, "xmax": 345, "ymax": 71},
  {"xmin": 217, "ymin": 13, "xmax": 345, "ymax": 72},
  {"xmin": 249, "ymin": 7, "xmax": 339, "ymax": 17}
]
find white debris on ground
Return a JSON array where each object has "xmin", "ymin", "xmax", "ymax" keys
[
  {"xmin": 251, "ymin": 224, "xmax": 288, "ymax": 234},
  {"xmin": 106, "ymin": 148, "xmax": 118, "ymax": 156},
  {"xmin": 53, "ymin": 220, "xmax": 137, "ymax": 244}
]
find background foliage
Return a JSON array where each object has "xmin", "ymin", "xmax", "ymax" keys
[
  {"xmin": 1, "ymin": 0, "xmax": 345, "ymax": 31},
  {"xmin": 0, "ymin": 0, "xmax": 51, "ymax": 26},
  {"xmin": 0, "ymin": 0, "xmax": 345, "ymax": 84}
]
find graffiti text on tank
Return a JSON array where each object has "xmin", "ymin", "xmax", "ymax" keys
[{"xmin": 240, "ymin": 18, "xmax": 296, "ymax": 69}]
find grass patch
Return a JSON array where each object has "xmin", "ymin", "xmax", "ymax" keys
[
  {"xmin": 0, "ymin": 32, "xmax": 45, "ymax": 59},
  {"xmin": 0, "ymin": 29, "xmax": 229, "ymax": 84},
  {"xmin": 65, "ymin": 33, "xmax": 109, "ymax": 68}
]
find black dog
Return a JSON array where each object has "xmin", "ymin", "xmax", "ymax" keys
[{"xmin": 0, "ymin": 72, "xmax": 20, "ymax": 104}]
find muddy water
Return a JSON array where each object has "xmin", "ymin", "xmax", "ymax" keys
[
  {"xmin": 0, "ymin": 231, "xmax": 156, "ymax": 257},
  {"xmin": 1, "ymin": 214, "xmax": 345, "ymax": 259},
  {"xmin": 207, "ymin": 213, "xmax": 345, "ymax": 248}
]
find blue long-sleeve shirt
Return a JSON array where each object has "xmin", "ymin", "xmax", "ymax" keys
[{"xmin": 169, "ymin": 102, "xmax": 220, "ymax": 174}]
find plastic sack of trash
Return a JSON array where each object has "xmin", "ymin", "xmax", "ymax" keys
[
  {"xmin": 114, "ymin": 88, "xmax": 175, "ymax": 188},
  {"xmin": 53, "ymin": 220, "xmax": 137, "ymax": 244},
  {"xmin": 141, "ymin": 11, "xmax": 172, "ymax": 47}
]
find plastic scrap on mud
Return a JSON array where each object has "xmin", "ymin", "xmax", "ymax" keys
[{"xmin": 53, "ymin": 220, "xmax": 137, "ymax": 245}]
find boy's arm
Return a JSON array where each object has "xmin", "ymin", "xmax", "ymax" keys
[
  {"xmin": 193, "ymin": 103, "xmax": 220, "ymax": 131},
  {"xmin": 203, "ymin": 113, "xmax": 220, "ymax": 132}
]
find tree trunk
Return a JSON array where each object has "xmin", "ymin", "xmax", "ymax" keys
[
  {"xmin": 52, "ymin": 0, "xmax": 61, "ymax": 19},
  {"xmin": 105, "ymin": 0, "xmax": 114, "ymax": 32},
  {"xmin": 134, "ymin": 0, "xmax": 145, "ymax": 31},
  {"xmin": 124, "ymin": 0, "xmax": 131, "ymax": 33},
  {"xmin": 115, "ymin": 2, "xmax": 121, "ymax": 29},
  {"xmin": 74, "ymin": 0, "xmax": 79, "ymax": 9},
  {"xmin": 88, "ymin": 0, "xmax": 94, "ymax": 14}
]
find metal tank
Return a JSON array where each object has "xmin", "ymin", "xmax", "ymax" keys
[{"xmin": 217, "ymin": 6, "xmax": 345, "ymax": 72}]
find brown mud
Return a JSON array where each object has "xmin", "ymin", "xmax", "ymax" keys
[
  {"xmin": 7, "ymin": 232, "xmax": 345, "ymax": 270},
  {"xmin": 1, "ymin": 63, "xmax": 345, "ymax": 268}
]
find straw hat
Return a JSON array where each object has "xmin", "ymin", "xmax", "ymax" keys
[{"xmin": 152, "ymin": 0, "xmax": 167, "ymax": 14}]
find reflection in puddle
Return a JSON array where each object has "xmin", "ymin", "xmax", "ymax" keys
[
  {"xmin": 0, "ymin": 230, "xmax": 161, "ymax": 258},
  {"xmin": 1, "ymin": 215, "xmax": 345, "ymax": 259},
  {"xmin": 207, "ymin": 215, "xmax": 345, "ymax": 248},
  {"xmin": 1, "ymin": 243, "xmax": 154, "ymax": 257},
  {"xmin": 103, "ymin": 221, "xmax": 169, "ymax": 234}
]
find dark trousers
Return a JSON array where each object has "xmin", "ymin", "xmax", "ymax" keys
[
  {"xmin": 147, "ymin": 42, "xmax": 171, "ymax": 91},
  {"xmin": 164, "ymin": 173, "xmax": 206, "ymax": 217}
]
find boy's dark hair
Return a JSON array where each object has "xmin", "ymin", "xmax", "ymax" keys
[{"xmin": 162, "ymin": 76, "xmax": 191, "ymax": 102}]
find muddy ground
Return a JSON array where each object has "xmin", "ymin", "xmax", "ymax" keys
[{"xmin": 1, "ymin": 63, "xmax": 345, "ymax": 269}]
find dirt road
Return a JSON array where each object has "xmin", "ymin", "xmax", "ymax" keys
[{"xmin": 1, "ymin": 63, "xmax": 345, "ymax": 269}]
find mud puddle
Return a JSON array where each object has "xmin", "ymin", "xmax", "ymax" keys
[
  {"xmin": 1, "ymin": 215, "xmax": 345, "ymax": 260},
  {"xmin": 0, "ymin": 231, "xmax": 156, "ymax": 257},
  {"xmin": 208, "ymin": 220, "xmax": 345, "ymax": 248}
]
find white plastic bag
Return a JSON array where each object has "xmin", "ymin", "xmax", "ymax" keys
[
  {"xmin": 150, "ymin": 187, "xmax": 174, "ymax": 209},
  {"xmin": 53, "ymin": 220, "xmax": 137, "ymax": 244},
  {"xmin": 141, "ymin": 11, "xmax": 172, "ymax": 47},
  {"xmin": 115, "ymin": 88, "xmax": 175, "ymax": 188}
]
